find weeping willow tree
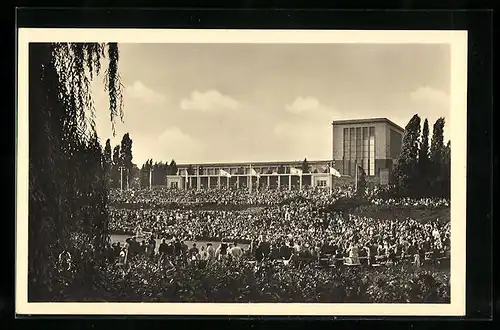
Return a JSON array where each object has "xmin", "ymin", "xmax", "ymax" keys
[{"xmin": 29, "ymin": 43, "xmax": 123, "ymax": 301}]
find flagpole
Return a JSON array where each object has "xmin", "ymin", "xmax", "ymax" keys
[
  {"xmin": 197, "ymin": 165, "xmax": 200, "ymax": 191},
  {"xmin": 149, "ymin": 167, "xmax": 152, "ymax": 190},
  {"xmin": 355, "ymin": 160, "xmax": 358, "ymax": 192},
  {"xmin": 119, "ymin": 166, "xmax": 124, "ymax": 192},
  {"xmin": 249, "ymin": 164, "xmax": 252, "ymax": 193},
  {"xmin": 299, "ymin": 171, "xmax": 302, "ymax": 191}
]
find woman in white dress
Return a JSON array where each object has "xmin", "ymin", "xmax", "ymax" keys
[{"xmin": 347, "ymin": 242, "xmax": 360, "ymax": 265}]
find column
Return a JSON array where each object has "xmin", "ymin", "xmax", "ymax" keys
[
  {"xmin": 207, "ymin": 176, "xmax": 211, "ymax": 189},
  {"xmin": 227, "ymin": 176, "xmax": 230, "ymax": 188},
  {"xmin": 277, "ymin": 175, "xmax": 280, "ymax": 189},
  {"xmin": 299, "ymin": 175, "xmax": 302, "ymax": 190},
  {"xmin": 218, "ymin": 175, "xmax": 221, "ymax": 188},
  {"xmin": 288, "ymin": 175, "xmax": 292, "ymax": 191},
  {"xmin": 237, "ymin": 176, "xmax": 240, "ymax": 189},
  {"xmin": 197, "ymin": 175, "xmax": 200, "ymax": 191},
  {"xmin": 267, "ymin": 176, "xmax": 270, "ymax": 189}
]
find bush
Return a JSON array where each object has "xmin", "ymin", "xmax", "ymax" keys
[{"xmin": 52, "ymin": 259, "xmax": 450, "ymax": 303}]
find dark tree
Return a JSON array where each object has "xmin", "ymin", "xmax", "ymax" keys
[
  {"xmin": 168, "ymin": 159, "xmax": 178, "ymax": 175},
  {"xmin": 418, "ymin": 119, "xmax": 431, "ymax": 196},
  {"xmin": 111, "ymin": 145, "xmax": 121, "ymax": 188},
  {"xmin": 28, "ymin": 42, "xmax": 123, "ymax": 301},
  {"xmin": 120, "ymin": 133, "xmax": 133, "ymax": 170},
  {"xmin": 441, "ymin": 140, "xmax": 451, "ymax": 198},
  {"xmin": 301, "ymin": 158, "xmax": 311, "ymax": 173},
  {"xmin": 104, "ymin": 139, "xmax": 112, "ymax": 167},
  {"xmin": 120, "ymin": 133, "xmax": 133, "ymax": 188},
  {"xmin": 128, "ymin": 163, "xmax": 140, "ymax": 189},
  {"xmin": 393, "ymin": 114, "xmax": 421, "ymax": 197},
  {"xmin": 152, "ymin": 161, "xmax": 168, "ymax": 186},
  {"xmin": 356, "ymin": 165, "xmax": 366, "ymax": 197},
  {"xmin": 430, "ymin": 118, "xmax": 446, "ymax": 195},
  {"xmin": 112, "ymin": 145, "xmax": 121, "ymax": 166},
  {"xmin": 139, "ymin": 159, "xmax": 153, "ymax": 188},
  {"xmin": 103, "ymin": 139, "xmax": 112, "ymax": 187}
]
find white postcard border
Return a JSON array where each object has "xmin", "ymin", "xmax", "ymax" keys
[{"xmin": 16, "ymin": 28, "xmax": 468, "ymax": 316}]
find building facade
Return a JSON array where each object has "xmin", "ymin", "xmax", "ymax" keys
[
  {"xmin": 167, "ymin": 160, "xmax": 339, "ymax": 190},
  {"xmin": 331, "ymin": 118, "xmax": 404, "ymax": 178},
  {"xmin": 160, "ymin": 118, "xmax": 404, "ymax": 190}
]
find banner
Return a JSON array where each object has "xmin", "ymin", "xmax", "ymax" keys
[
  {"xmin": 329, "ymin": 167, "xmax": 341, "ymax": 177},
  {"xmin": 219, "ymin": 169, "xmax": 232, "ymax": 178},
  {"xmin": 290, "ymin": 167, "xmax": 303, "ymax": 175}
]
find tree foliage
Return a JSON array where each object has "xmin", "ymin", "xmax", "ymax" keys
[
  {"xmin": 120, "ymin": 133, "xmax": 133, "ymax": 170},
  {"xmin": 29, "ymin": 42, "xmax": 123, "ymax": 300},
  {"xmin": 393, "ymin": 114, "xmax": 421, "ymax": 197},
  {"xmin": 418, "ymin": 119, "xmax": 431, "ymax": 195},
  {"xmin": 393, "ymin": 116, "xmax": 450, "ymax": 198},
  {"xmin": 429, "ymin": 118, "xmax": 446, "ymax": 195},
  {"xmin": 103, "ymin": 139, "xmax": 113, "ymax": 187},
  {"xmin": 301, "ymin": 158, "xmax": 311, "ymax": 173},
  {"xmin": 356, "ymin": 165, "xmax": 366, "ymax": 197},
  {"xmin": 140, "ymin": 159, "xmax": 154, "ymax": 189},
  {"xmin": 168, "ymin": 159, "xmax": 178, "ymax": 175}
]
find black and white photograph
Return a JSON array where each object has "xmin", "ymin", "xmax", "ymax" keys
[{"xmin": 16, "ymin": 29, "xmax": 467, "ymax": 316}]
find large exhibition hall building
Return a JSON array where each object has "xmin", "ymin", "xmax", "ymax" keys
[{"xmin": 165, "ymin": 118, "xmax": 404, "ymax": 190}]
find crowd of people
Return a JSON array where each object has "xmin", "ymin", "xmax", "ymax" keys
[
  {"xmin": 107, "ymin": 186, "xmax": 451, "ymax": 270},
  {"xmin": 108, "ymin": 186, "xmax": 355, "ymax": 208},
  {"xmin": 109, "ymin": 186, "xmax": 450, "ymax": 209},
  {"xmin": 55, "ymin": 185, "xmax": 451, "ymax": 303}
]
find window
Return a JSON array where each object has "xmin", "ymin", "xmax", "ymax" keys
[
  {"xmin": 317, "ymin": 179, "xmax": 327, "ymax": 187},
  {"xmin": 356, "ymin": 127, "xmax": 362, "ymax": 161},
  {"xmin": 369, "ymin": 135, "xmax": 375, "ymax": 176},
  {"xmin": 343, "ymin": 128, "xmax": 349, "ymax": 158},
  {"xmin": 363, "ymin": 127, "xmax": 369, "ymax": 174}
]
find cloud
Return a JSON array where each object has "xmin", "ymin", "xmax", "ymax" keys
[
  {"xmin": 274, "ymin": 97, "xmax": 341, "ymax": 159},
  {"xmin": 272, "ymin": 121, "xmax": 332, "ymax": 160},
  {"xmin": 285, "ymin": 96, "xmax": 324, "ymax": 114},
  {"xmin": 408, "ymin": 86, "xmax": 451, "ymax": 142},
  {"xmin": 127, "ymin": 80, "xmax": 166, "ymax": 104},
  {"xmin": 158, "ymin": 127, "xmax": 193, "ymax": 144},
  {"xmin": 155, "ymin": 127, "xmax": 204, "ymax": 162},
  {"xmin": 410, "ymin": 86, "xmax": 450, "ymax": 109},
  {"xmin": 180, "ymin": 90, "xmax": 240, "ymax": 112}
]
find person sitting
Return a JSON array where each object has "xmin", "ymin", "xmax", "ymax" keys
[{"xmin": 332, "ymin": 249, "xmax": 344, "ymax": 267}]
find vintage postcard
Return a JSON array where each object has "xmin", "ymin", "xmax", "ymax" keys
[{"xmin": 16, "ymin": 29, "xmax": 467, "ymax": 316}]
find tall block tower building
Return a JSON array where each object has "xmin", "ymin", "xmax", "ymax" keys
[{"xmin": 331, "ymin": 118, "xmax": 404, "ymax": 178}]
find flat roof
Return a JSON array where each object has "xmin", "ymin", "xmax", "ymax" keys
[
  {"xmin": 332, "ymin": 117, "xmax": 404, "ymax": 132},
  {"xmin": 177, "ymin": 159, "xmax": 332, "ymax": 167}
]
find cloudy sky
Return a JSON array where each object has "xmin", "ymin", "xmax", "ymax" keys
[{"xmin": 91, "ymin": 43, "xmax": 451, "ymax": 166}]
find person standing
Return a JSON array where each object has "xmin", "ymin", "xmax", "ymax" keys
[
  {"xmin": 158, "ymin": 238, "xmax": 168, "ymax": 262},
  {"xmin": 230, "ymin": 242, "xmax": 243, "ymax": 261},
  {"xmin": 206, "ymin": 243, "xmax": 215, "ymax": 262},
  {"xmin": 347, "ymin": 242, "xmax": 360, "ymax": 265},
  {"xmin": 216, "ymin": 239, "xmax": 229, "ymax": 261}
]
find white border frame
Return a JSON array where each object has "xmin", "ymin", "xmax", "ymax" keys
[{"xmin": 16, "ymin": 28, "xmax": 468, "ymax": 316}]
